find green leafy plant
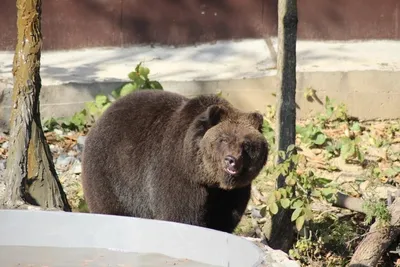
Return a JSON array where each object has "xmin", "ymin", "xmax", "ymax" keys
[
  {"xmin": 385, "ymin": 166, "xmax": 400, "ymax": 179},
  {"xmin": 289, "ymin": 215, "xmax": 364, "ymax": 266},
  {"xmin": 43, "ymin": 109, "xmax": 88, "ymax": 132},
  {"xmin": 316, "ymin": 96, "xmax": 349, "ymax": 125},
  {"xmin": 262, "ymin": 120, "xmax": 275, "ymax": 149},
  {"xmin": 339, "ymin": 136, "xmax": 364, "ymax": 163},
  {"xmin": 264, "ymin": 145, "xmax": 338, "ymax": 232},
  {"xmin": 324, "ymin": 140, "xmax": 341, "ymax": 159},
  {"xmin": 387, "ymin": 123, "xmax": 400, "ymax": 137},
  {"xmin": 289, "ymin": 232, "xmax": 324, "ymax": 264},
  {"xmin": 114, "ymin": 62, "xmax": 163, "ymax": 98},
  {"xmin": 296, "ymin": 123, "xmax": 328, "ymax": 147},
  {"xmin": 369, "ymin": 165, "xmax": 400, "ymax": 184},
  {"xmin": 83, "ymin": 62, "xmax": 163, "ymax": 124},
  {"xmin": 370, "ymin": 136, "xmax": 389, "ymax": 148},
  {"xmin": 43, "ymin": 62, "xmax": 163, "ymax": 132},
  {"xmin": 363, "ymin": 199, "xmax": 391, "ymax": 226}
]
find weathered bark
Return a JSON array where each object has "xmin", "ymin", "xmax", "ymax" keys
[
  {"xmin": 349, "ymin": 198, "xmax": 400, "ymax": 267},
  {"xmin": 274, "ymin": 1, "xmax": 298, "ymax": 172},
  {"xmin": 263, "ymin": 0, "xmax": 298, "ymax": 253},
  {"xmin": 2, "ymin": 0, "xmax": 70, "ymax": 211}
]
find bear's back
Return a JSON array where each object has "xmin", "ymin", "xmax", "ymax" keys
[
  {"xmin": 87, "ymin": 90, "xmax": 187, "ymax": 152},
  {"xmin": 81, "ymin": 90, "xmax": 189, "ymax": 216}
]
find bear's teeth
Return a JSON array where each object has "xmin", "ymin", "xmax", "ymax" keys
[{"xmin": 226, "ymin": 168, "xmax": 238, "ymax": 175}]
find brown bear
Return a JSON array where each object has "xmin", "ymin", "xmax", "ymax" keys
[{"xmin": 81, "ymin": 90, "xmax": 268, "ymax": 233}]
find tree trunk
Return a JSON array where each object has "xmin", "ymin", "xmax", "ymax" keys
[
  {"xmin": 349, "ymin": 198, "xmax": 400, "ymax": 267},
  {"xmin": 2, "ymin": 0, "xmax": 71, "ymax": 211},
  {"xmin": 263, "ymin": 0, "xmax": 298, "ymax": 252}
]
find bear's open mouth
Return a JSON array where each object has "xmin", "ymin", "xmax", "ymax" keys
[{"xmin": 224, "ymin": 167, "xmax": 239, "ymax": 175}]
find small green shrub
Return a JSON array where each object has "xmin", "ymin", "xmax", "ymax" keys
[
  {"xmin": 363, "ymin": 199, "xmax": 391, "ymax": 226},
  {"xmin": 296, "ymin": 123, "xmax": 328, "ymax": 147},
  {"xmin": 316, "ymin": 96, "xmax": 349, "ymax": 126},
  {"xmin": 43, "ymin": 62, "xmax": 163, "ymax": 132},
  {"xmin": 264, "ymin": 145, "xmax": 338, "ymax": 232}
]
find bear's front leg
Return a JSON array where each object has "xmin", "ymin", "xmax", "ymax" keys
[
  {"xmin": 205, "ymin": 185, "xmax": 251, "ymax": 233},
  {"xmin": 151, "ymin": 182, "xmax": 209, "ymax": 227}
]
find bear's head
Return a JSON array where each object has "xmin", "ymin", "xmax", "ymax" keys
[{"xmin": 193, "ymin": 104, "xmax": 269, "ymax": 190}]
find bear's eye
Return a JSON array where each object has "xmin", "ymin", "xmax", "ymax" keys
[
  {"xmin": 219, "ymin": 135, "xmax": 229, "ymax": 144},
  {"xmin": 242, "ymin": 140, "xmax": 257, "ymax": 158}
]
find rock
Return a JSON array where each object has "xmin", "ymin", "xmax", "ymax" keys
[
  {"xmin": 58, "ymin": 169, "xmax": 85, "ymax": 211},
  {"xmin": 49, "ymin": 144, "xmax": 60, "ymax": 154},
  {"xmin": 365, "ymin": 146, "xmax": 386, "ymax": 161},
  {"xmin": 312, "ymin": 148, "xmax": 323, "ymax": 155},
  {"xmin": 391, "ymin": 143, "xmax": 400, "ymax": 153},
  {"xmin": 54, "ymin": 129, "xmax": 63, "ymax": 136},
  {"xmin": 76, "ymin": 136, "xmax": 87, "ymax": 152},
  {"xmin": 77, "ymin": 135, "xmax": 87, "ymax": 145},
  {"xmin": 71, "ymin": 160, "xmax": 82, "ymax": 174},
  {"xmin": 243, "ymin": 237, "xmax": 300, "ymax": 267},
  {"xmin": 251, "ymin": 207, "xmax": 263, "ymax": 219},
  {"xmin": 67, "ymin": 150, "xmax": 78, "ymax": 157},
  {"xmin": 1, "ymin": 141, "xmax": 8, "ymax": 150},
  {"xmin": 0, "ymin": 160, "xmax": 5, "ymax": 203},
  {"xmin": 330, "ymin": 157, "xmax": 364, "ymax": 175},
  {"xmin": 0, "ymin": 181, "xmax": 5, "ymax": 203},
  {"xmin": 55, "ymin": 154, "xmax": 76, "ymax": 169},
  {"xmin": 360, "ymin": 181, "xmax": 399, "ymax": 200},
  {"xmin": 0, "ymin": 159, "xmax": 6, "ymax": 171},
  {"xmin": 389, "ymin": 144, "xmax": 400, "ymax": 161}
]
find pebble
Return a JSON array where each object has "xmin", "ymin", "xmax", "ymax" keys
[
  {"xmin": 68, "ymin": 150, "xmax": 78, "ymax": 157},
  {"xmin": 0, "ymin": 159, "xmax": 6, "ymax": 171},
  {"xmin": 55, "ymin": 154, "xmax": 77, "ymax": 169},
  {"xmin": 71, "ymin": 160, "xmax": 82, "ymax": 174},
  {"xmin": 49, "ymin": 144, "xmax": 60, "ymax": 154},
  {"xmin": 77, "ymin": 135, "xmax": 87, "ymax": 144},
  {"xmin": 54, "ymin": 129, "xmax": 63, "ymax": 136},
  {"xmin": 251, "ymin": 208, "xmax": 263, "ymax": 219},
  {"xmin": 243, "ymin": 237, "xmax": 300, "ymax": 267},
  {"xmin": 1, "ymin": 141, "xmax": 9, "ymax": 150},
  {"xmin": 76, "ymin": 136, "xmax": 87, "ymax": 152}
]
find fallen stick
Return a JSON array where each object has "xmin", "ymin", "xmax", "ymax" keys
[{"xmin": 334, "ymin": 191, "xmax": 365, "ymax": 214}]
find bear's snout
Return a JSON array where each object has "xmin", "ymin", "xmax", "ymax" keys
[{"xmin": 224, "ymin": 155, "xmax": 243, "ymax": 175}]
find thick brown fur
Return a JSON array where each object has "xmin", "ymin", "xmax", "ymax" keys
[{"xmin": 81, "ymin": 90, "xmax": 268, "ymax": 233}]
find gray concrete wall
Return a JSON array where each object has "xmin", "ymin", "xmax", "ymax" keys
[{"xmin": 1, "ymin": 69, "xmax": 399, "ymax": 132}]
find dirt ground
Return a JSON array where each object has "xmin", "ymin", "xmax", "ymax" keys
[{"xmin": 1, "ymin": 115, "xmax": 400, "ymax": 266}]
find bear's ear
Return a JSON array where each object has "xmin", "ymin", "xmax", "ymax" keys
[
  {"xmin": 199, "ymin": 104, "xmax": 227, "ymax": 128},
  {"xmin": 249, "ymin": 112, "xmax": 264, "ymax": 132}
]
